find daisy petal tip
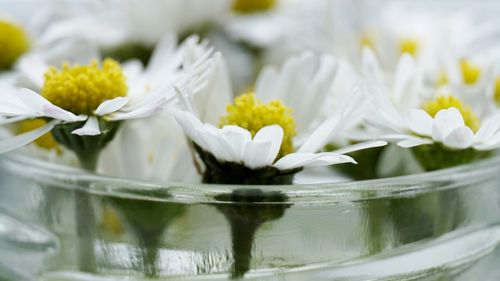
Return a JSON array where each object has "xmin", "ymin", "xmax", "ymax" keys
[{"xmin": 71, "ymin": 128, "xmax": 101, "ymax": 136}]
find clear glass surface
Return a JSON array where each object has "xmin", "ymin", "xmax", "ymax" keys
[{"xmin": 1, "ymin": 153, "xmax": 500, "ymax": 280}]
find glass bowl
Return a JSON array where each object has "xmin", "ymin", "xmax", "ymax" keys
[{"xmin": 1, "ymin": 153, "xmax": 500, "ymax": 281}]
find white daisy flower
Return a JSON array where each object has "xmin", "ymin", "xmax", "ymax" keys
[
  {"xmin": 222, "ymin": 0, "xmax": 318, "ymax": 48},
  {"xmin": 390, "ymin": 105, "xmax": 500, "ymax": 151},
  {"xmin": 173, "ymin": 51, "xmax": 386, "ymax": 184},
  {"xmin": 0, "ymin": 3, "xmax": 100, "ymax": 81},
  {"xmin": 361, "ymin": 47, "xmax": 424, "ymax": 113},
  {"xmin": 98, "ymin": 106, "xmax": 199, "ymax": 183},
  {"xmin": 0, "ymin": 36, "xmax": 215, "ymax": 156},
  {"xmin": 40, "ymin": 0, "xmax": 228, "ymax": 48},
  {"xmin": 368, "ymin": 84, "xmax": 500, "ymax": 171}
]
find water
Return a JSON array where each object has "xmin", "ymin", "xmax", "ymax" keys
[{"xmin": 1, "ymin": 155, "xmax": 500, "ymax": 280}]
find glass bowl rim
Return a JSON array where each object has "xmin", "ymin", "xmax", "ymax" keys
[{"xmin": 1, "ymin": 152, "xmax": 498, "ymax": 204}]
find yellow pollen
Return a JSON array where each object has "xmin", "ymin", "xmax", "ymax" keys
[
  {"xmin": 17, "ymin": 119, "xmax": 61, "ymax": 152},
  {"xmin": 219, "ymin": 93, "xmax": 297, "ymax": 159},
  {"xmin": 399, "ymin": 38, "xmax": 419, "ymax": 56},
  {"xmin": 460, "ymin": 59, "xmax": 481, "ymax": 85},
  {"xmin": 232, "ymin": 0, "xmax": 276, "ymax": 13},
  {"xmin": 41, "ymin": 59, "xmax": 127, "ymax": 115},
  {"xmin": 424, "ymin": 95, "xmax": 480, "ymax": 132},
  {"xmin": 436, "ymin": 70, "xmax": 449, "ymax": 86},
  {"xmin": 0, "ymin": 20, "xmax": 30, "ymax": 70},
  {"xmin": 360, "ymin": 33, "xmax": 375, "ymax": 49},
  {"xmin": 494, "ymin": 77, "xmax": 500, "ymax": 106}
]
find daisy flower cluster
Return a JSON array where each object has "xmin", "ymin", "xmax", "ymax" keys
[
  {"xmin": 0, "ymin": 0, "xmax": 499, "ymax": 184},
  {"xmin": 1, "ymin": 1, "xmax": 500, "ymax": 279}
]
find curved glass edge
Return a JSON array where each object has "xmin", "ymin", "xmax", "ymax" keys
[{"xmin": 1, "ymin": 152, "xmax": 500, "ymax": 204}]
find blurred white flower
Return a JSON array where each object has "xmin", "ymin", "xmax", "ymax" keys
[{"xmin": 41, "ymin": 0, "xmax": 229, "ymax": 47}]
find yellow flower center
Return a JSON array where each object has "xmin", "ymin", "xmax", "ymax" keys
[
  {"xmin": 17, "ymin": 119, "xmax": 61, "ymax": 152},
  {"xmin": 424, "ymin": 95, "xmax": 480, "ymax": 132},
  {"xmin": 494, "ymin": 77, "xmax": 500, "ymax": 106},
  {"xmin": 399, "ymin": 38, "xmax": 419, "ymax": 56},
  {"xmin": 0, "ymin": 20, "xmax": 30, "ymax": 70},
  {"xmin": 460, "ymin": 59, "xmax": 481, "ymax": 85},
  {"xmin": 41, "ymin": 59, "xmax": 127, "ymax": 115},
  {"xmin": 232, "ymin": 0, "xmax": 276, "ymax": 13},
  {"xmin": 219, "ymin": 93, "xmax": 297, "ymax": 159}
]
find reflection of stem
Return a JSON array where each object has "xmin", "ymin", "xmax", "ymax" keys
[
  {"xmin": 229, "ymin": 217, "xmax": 261, "ymax": 279},
  {"xmin": 433, "ymin": 192, "xmax": 463, "ymax": 237},
  {"xmin": 137, "ymin": 230, "xmax": 162, "ymax": 278},
  {"xmin": 215, "ymin": 190, "xmax": 289, "ymax": 279},
  {"xmin": 390, "ymin": 196, "xmax": 436, "ymax": 245},
  {"xmin": 75, "ymin": 153, "xmax": 98, "ymax": 273},
  {"xmin": 112, "ymin": 194, "xmax": 184, "ymax": 278},
  {"xmin": 364, "ymin": 198, "xmax": 388, "ymax": 255}
]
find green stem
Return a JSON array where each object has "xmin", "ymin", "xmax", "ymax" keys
[{"xmin": 74, "ymin": 152, "xmax": 99, "ymax": 273}]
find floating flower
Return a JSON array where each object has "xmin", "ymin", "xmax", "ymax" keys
[
  {"xmin": 371, "ymin": 88, "xmax": 500, "ymax": 170},
  {"xmin": 394, "ymin": 96, "xmax": 500, "ymax": 150},
  {"xmin": 174, "ymin": 52, "xmax": 386, "ymax": 184},
  {"xmin": 0, "ymin": 36, "xmax": 215, "ymax": 165}
]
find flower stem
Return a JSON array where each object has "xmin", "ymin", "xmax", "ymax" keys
[{"xmin": 51, "ymin": 120, "xmax": 121, "ymax": 273}]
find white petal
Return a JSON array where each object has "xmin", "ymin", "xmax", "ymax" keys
[
  {"xmin": 95, "ymin": 97, "xmax": 130, "ymax": 116},
  {"xmin": 397, "ymin": 137, "xmax": 433, "ymax": 148},
  {"xmin": 252, "ymin": 125, "xmax": 283, "ymax": 164},
  {"xmin": 362, "ymin": 47, "xmax": 382, "ymax": 81},
  {"xmin": 406, "ymin": 109, "xmax": 433, "ymax": 136},
  {"xmin": 332, "ymin": 141, "xmax": 387, "ymax": 155},
  {"xmin": 474, "ymin": 131, "xmax": 500, "ymax": 150},
  {"xmin": 297, "ymin": 114, "xmax": 340, "ymax": 153},
  {"xmin": 17, "ymin": 89, "xmax": 83, "ymax": 122},
  {"xmin": 15, "ymin": 55, "xmax": 48, "ymax": 89},
  {"xmin": 122, "ymin": 60, "xmax": 144, "ymax": 81},
  {"xmin": 378, "ymin": 133, "xmax": 417, "ymax": 141},
  {"xmin": 108, "ymin": 96, "xmax": 167, "ymax": 121},
  {"xmin": 443, "ymin": 126, "xmax": 474, "ymax": 149},
  {"xmin": 0, "ymin": 116, "xmax": 30, "ymax": 125},
  {"xmin": 72, "ymin": 117, "xmax": 101, "ymax": 136},
  {"xmin": 393, "ymin": 54, "xmax": 416, "ymax": 103},
  {"xmin": 174, "ymin": 111, "xmax": 206, "ymax": 149},
  {"xmin": 221, "ymin": 126, "xmax": 252, "ymax": 160},
  {"xmin": 204, "ymin": 130, "xmax": 235, "ymax": 162},
  {"xmin": 432, "ymin": 108, "xmax": 465, "ymax": 142},
  {"xmin": 243, "ymin": 140, "xmax": 273, "ymax": 169},
  {"xmin": 273, "ymin": 152, "xmax": 355, "ymax": 170},
  {"xmin": 146, "ymin": 34, "xmax": 179, "ymax": 75},
  {"xmin": 0, "ymin": 120, "xmax": 59, "ymax": 153},
  {"xmin": 475, "ymin": 112, "xmax": 500, "ymax": 142}
]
